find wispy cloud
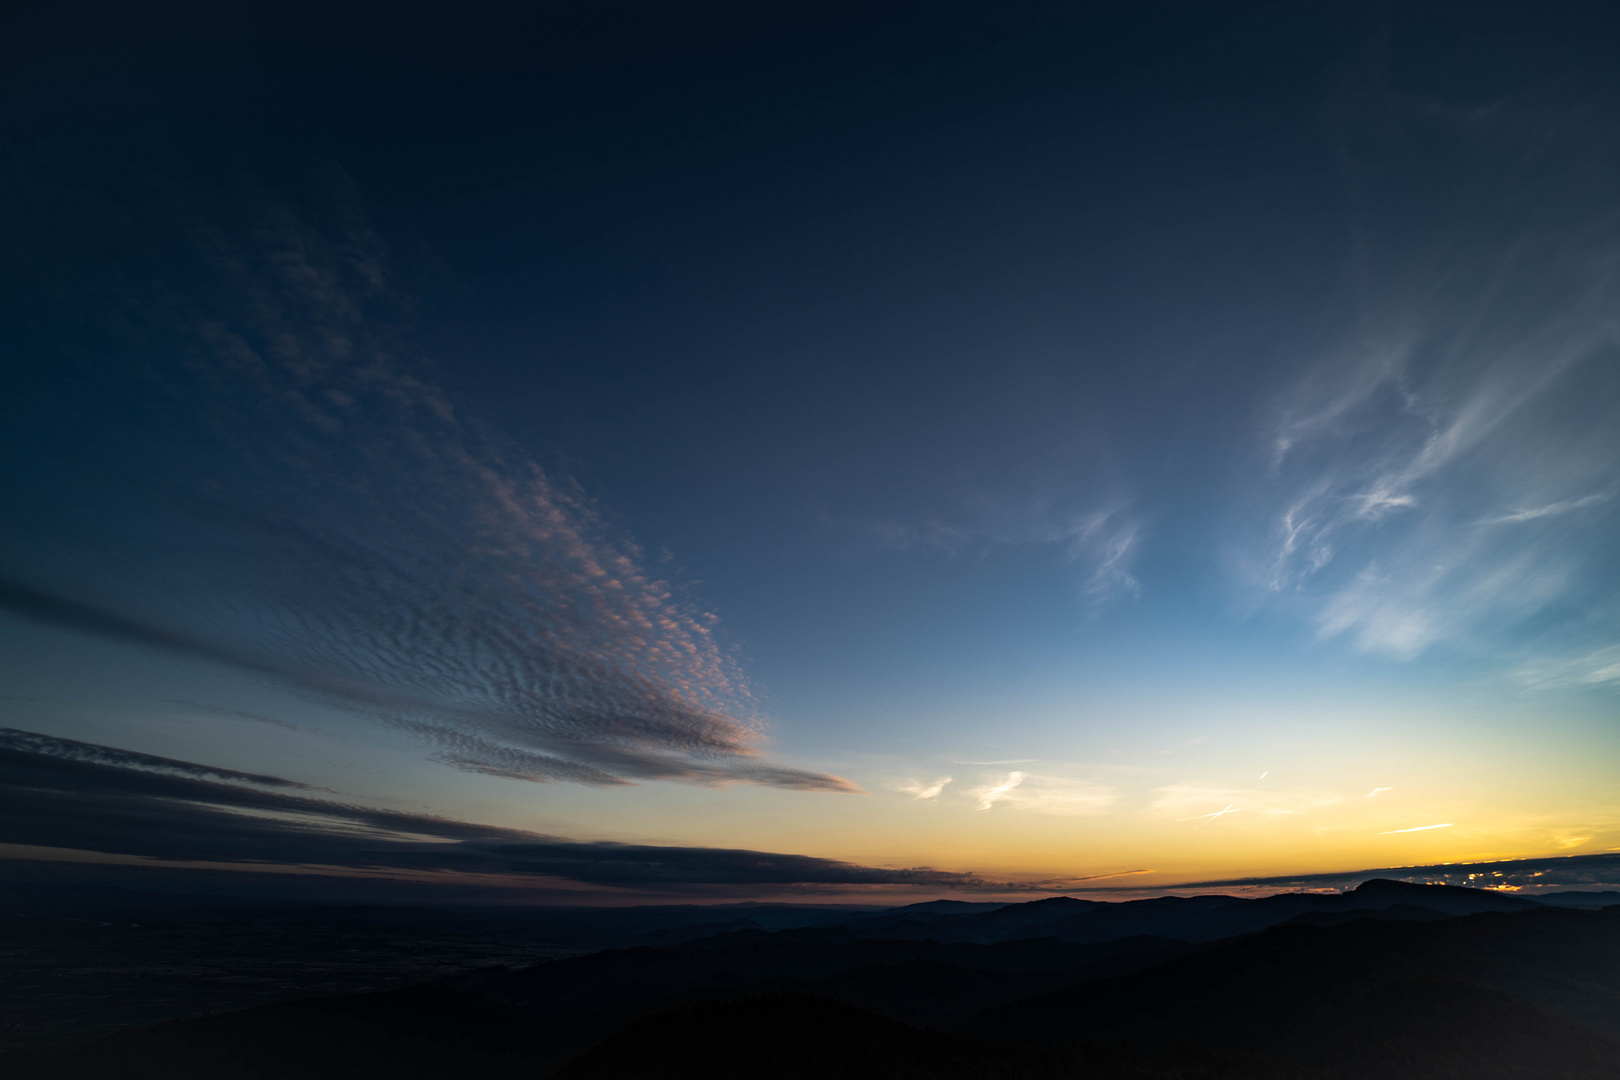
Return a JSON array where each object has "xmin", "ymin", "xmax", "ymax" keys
[
  {"xmin": 0, "ymin": 171, "xmax": 852, "ymax": 793},
  {"xmin": 1179, "ymin": 804, "xmax": 1245, "ymax": 824},
  {"xmin": 1152, "ymin": 782, "xmax": 1341, "ymax": 822},
  {"xmin": 1477, "ymin": 494, "xmax": 1608, "ymax": 526},
  {"xmin": 1068, "ymin": 868, "xmax": 1153, "ymax": 883},
  {"xmin": 860, "ymin": 498, "xmax": 1142, "ymax": 607},
  {"xmin": 962, "ymin": 770, "xmax": 1116, "ymax": 815},
  {"xmin": 1380, "ymin": 823, "xmax": 1453, "ymax": 834},
  {"xmin": 900, "ymin": 776, "xmax": 952, "ymax": 799},
  {"xmin": 1245, "ymin": 90, "xmax": 1620, "ymax": 670},
  {"xmin": 967, "ymin": 771, "xmax": 1026, "ymax": 810},
  {"xmin": 1510, "ymin": 644, "xmax": 1620, "ymax": 690},
  {"xmin": 1076, "ymin": 510, "xmax": 1141, "ymax": 604}
]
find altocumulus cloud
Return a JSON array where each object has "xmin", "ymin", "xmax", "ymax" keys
[
  {"xmin": 0, "ymin": 729, "xmax": 979, "ymax": 890},
  {"xmin": 0, "ymin": 165, "xmax": 852, "ymax": 793}
]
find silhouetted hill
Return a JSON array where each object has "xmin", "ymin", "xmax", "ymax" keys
[
  {"xmin": 548, "ymin": 991, "xmax": 1301, "ymax": 1080},
  {"xmin": 961, "ymin": 907, "xmax": 1620, "ymax": 1078},
  {"xmin": 690, "ymin": 879, "xmax": 1540, "ymax": 948},
  {"xmin": 1280, "ymin": 903, "xmax": 1450, "ymax": 929},
  {"xmin": 884, "ymin": 899, "xmax": 1012, "ymax": 914},
  {"xmin": 1338, "ymin": 878, "xmax": 1541, "ymax": 914},
  {"xmin": 21, "ymin": 885, "xmax": 1620, "ymax": 1080},
  {"xmin": 757, "ymin": 894, "xmax": 1100, "ymax": 944},
  {"xmin": 455, "ymin": 934, "xmax": 1193, "ymax": 1025},
  {"xmin": 551, "ymin": 993, "xmax": 1084, "ymax": 1080},
  {"xmin": 625, "ymin": 917, "xmax": 764, "ymax": 947},
  {"xmin": 27, "ymin": 986, "xmax": 535, "ymax": 1080},
  {"xmin": 1538, "ymin": 890, "xmax": 1620, "ymax": 908}
]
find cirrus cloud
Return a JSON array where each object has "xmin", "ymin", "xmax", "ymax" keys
[{"xmin": 1244, "ymin": 87, "xmax": 1620, "ymax": 672}]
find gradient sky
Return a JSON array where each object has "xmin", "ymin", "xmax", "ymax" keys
[{"xmin": 3, "ymin": 0, "xmax": 1619, "ymax": 903}]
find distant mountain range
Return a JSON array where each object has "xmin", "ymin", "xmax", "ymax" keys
[
  {"xmin": 17, "ymin": 879, "xmax": 1620, "ymax": 1079},
  {"xmin": 677, "ymin": 878, "xmax": 1550, "ymax": 947}
]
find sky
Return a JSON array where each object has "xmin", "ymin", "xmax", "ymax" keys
[{"xmin": 2, "ymin": 0, "xmax": 1619, "ymax": 904}]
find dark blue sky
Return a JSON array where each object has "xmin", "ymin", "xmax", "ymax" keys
[{"xmin": 3, "ymin": 0, "xmax": 1619, "ymax": 898}]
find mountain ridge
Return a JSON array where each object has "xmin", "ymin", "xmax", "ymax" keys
[{"xmin": 17, "ymin": 881, "xmax": 1620, "ymax": 1079}]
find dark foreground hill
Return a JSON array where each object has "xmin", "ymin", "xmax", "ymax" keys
[
  {"xmin": 18, "ymin": 885, "xmax": 1620, "ymax": 1080},
  {"xmin": 962, "ymin": 907, "xmax": 1620, "ymax": 1078},
  {"xmin": 22, "ymin": 987, "xmax": 1300, "ymax": 1080},
  {"xmin": 550, "ymin": 994, "xmax": 1098, "ymax": 1080},
  {"xmin": 4, "ymin": 877, "xmax": 1605, "ymax": 1051}
]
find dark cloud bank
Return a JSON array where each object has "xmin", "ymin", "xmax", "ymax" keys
[{"xmin": 0, "ymin": 728, "xmax": 973, "ymax": 895}]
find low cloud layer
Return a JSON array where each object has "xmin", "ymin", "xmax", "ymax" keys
[
  {"xmin": 0, "ymin": 728, "xmax": 971, "ymax": 890},
  {"xmin": 1, "ymin": 169, "xmax": 851, "ymax": 793}
]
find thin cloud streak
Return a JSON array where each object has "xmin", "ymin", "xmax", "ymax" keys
[
  {"xmin": 1179, "ymin": 804, "xmax": 1245, "ymax": 825},
  {"xmin": 0, "ymin": 729, "xmax": 968, "ymax": 891},
  {"xmin": 860, "ymin": 498, "xmax": 1142, "ymax": 608},
  {"xmin": 1476, "ymin": 494, "xmax": 1608, "ymax": 526},
  {"xmin": 1510, "ymin": 645, "xmax": 1620, "ymax": 690},
  {"xmin": 1152, "ymin": 782, "xmax": 1341, "ymax": 822}
]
